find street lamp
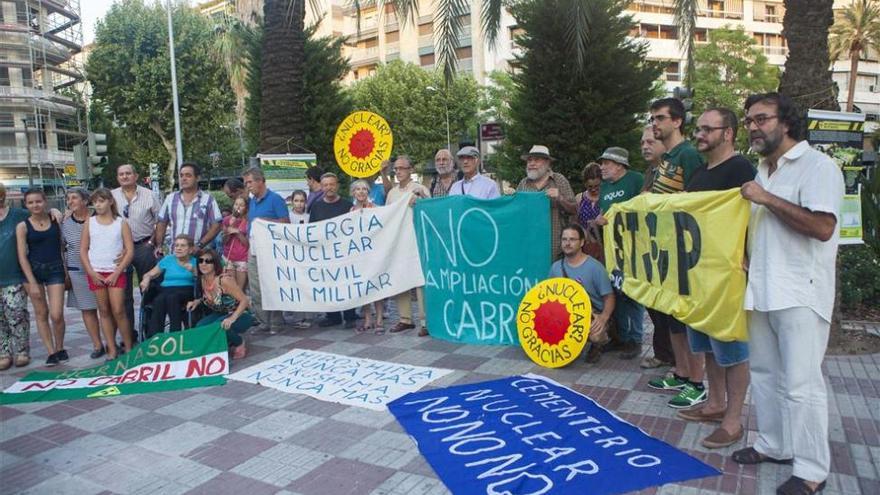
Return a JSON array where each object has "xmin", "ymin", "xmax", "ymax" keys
[{"xmin": 426, "ymin": 85, "xmax": 451, "ymax": 151}]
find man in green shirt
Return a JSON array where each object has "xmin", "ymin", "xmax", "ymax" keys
[
  {"xmin": 593, "ymin": 147, "xmax": 644, "ymax": 360},
  {"xmin": 646, "ymin": 97, "xmax": 708, "ymax": 410}
]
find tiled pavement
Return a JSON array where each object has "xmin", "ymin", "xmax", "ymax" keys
[{"xmin": 1, "ymin": 301, "xmax": 878, "ymax": 495}]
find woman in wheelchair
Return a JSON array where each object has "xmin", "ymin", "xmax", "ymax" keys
[
  {"xmin": 186, "ymin": 248, "xmax": 252, "ymax": 359},
  {"xmin": 139, "ymin": 234, "xmax": 196, "ymax": 337}
]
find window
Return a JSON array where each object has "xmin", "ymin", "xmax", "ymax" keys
[
  {"xmin": 664, "ymin": 61, "xmax": 681, "ymax": 82},
  {"xmin": 455, "ymin": 46, "xmax": 472, "ymax": 59},
  {"xmin": 386, "ymin": 30, "xmax": 399, "ymax": 42},
  {"xmin": 640, "ymin": 24, "xmax": 678, "ymax": 40},
  {"xmin": 418, "ymin": 22, "xmax": 433, "ymax": 36},
  {"xmin": 420, "ymin": 53, "xmax": 435, "ymax": 66}
]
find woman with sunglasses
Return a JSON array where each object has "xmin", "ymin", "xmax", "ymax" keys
[
  {"xmin": 139, "ymin": 234, "xmax": 197, "ymax": 337},
  {"xmin": 186, "ymin": 249, "xmax": 252, "ymax": 359},
  {"xmin": 574, "ymin": 162, "xmax": 604, "ymax": 261}
]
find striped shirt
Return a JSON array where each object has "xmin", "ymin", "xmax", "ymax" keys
[
  {"xmin": 157, "ymin": 189, "xmax": 220, "ymax": 248},
  {"xmin": 112, "ymin": 185, "xmax": 161, "ymax": 242},
  {"xmin": 650, "ymin": 140, "xmax": 704, "ymax": 195},
  {"xmin": 61, "ymin": 215, "xmax": 87, "ymax": 269}
]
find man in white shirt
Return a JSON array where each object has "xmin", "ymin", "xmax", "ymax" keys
[
  {"xmin": 733, "ymin": 92, "xmax": 843, "ymax": 495},
  {"xmin": 448, "ymin": 147, "xmax": 500, "ymax": 199}
]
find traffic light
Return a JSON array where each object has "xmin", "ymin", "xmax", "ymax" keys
[
  {"xmin": 88, "ymin": 132, "xmax": 107, "ymax": 165},
  {"xmin": 73, "ymin": 144, "xmax": 88, "ymax": 179},
  {"xmin": 673, "ymin": 87, "xmax": 695, "ymax": 124},
  {"xmin": 148, "ymin": 162, "xmax": 159, "ymax": 178}
]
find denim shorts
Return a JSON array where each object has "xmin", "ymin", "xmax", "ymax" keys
[
  {"xmin": 687, "ymin": 326, "xmax": 749, "ymax": 367},
  {"xmin": 30, "ymin": 260, "xmax": 65, "ymax": 286}
]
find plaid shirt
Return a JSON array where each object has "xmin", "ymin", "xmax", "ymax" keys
[
  {"xmin": 516, "ymin": 171, "xmax": 575, "ymax": 261},
  {"xmin": 157, "ymin": 189, "xmax": 220, "ymax": 248}
]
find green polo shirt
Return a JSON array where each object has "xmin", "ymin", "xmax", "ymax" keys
[
  {"xmin": 599, "ymin": 170, "xmax": 644, "ymax": 212},
  {"xmin": 651, "ymin": 140, "xmax": 704, "ymax": 194}
]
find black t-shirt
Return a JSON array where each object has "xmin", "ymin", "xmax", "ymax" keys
[
  {"xmin": 308, "ymin": 197, "xmax": 353, "ymax": 223},
  {"xmin": 686, "ymin": 154, "xmax": 756, "ymax": 192}
]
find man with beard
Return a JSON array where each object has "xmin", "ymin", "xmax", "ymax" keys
[
  {"xmin": 516, "ymin": 145, "xmax": 576, "ymax": 261},
  {"xmin": 677, "ymin": 108, "xmax": 755, "ymax": 449},
  {"xmin": 430, "ymin": 149, "xmax": 458, "ymax": 198},
  {"xmin": 645, "ymin": 98, "xmax": 707, "ymax": 410},
  {"xmin": 732, "ymin": 93, "xmax": 842, "ymax": 495}
]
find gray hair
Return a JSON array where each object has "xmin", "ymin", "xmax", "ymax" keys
[
  {"xmin": 349, "ymin": 179, "xmax": 371, "ymax": 195},
  {"xmin": 67, "ymin": 187, "xmax": 89, "ymax": 202},
  {"xmin": 242, "ymin": 166, "xmax": 265, "ymax": 181},
  {"xmin": 394, "ymin": 155, "xmax": 413, "ymax": 168},
  {"xmin": 320, "ymin": 172, "xmax": 338, "ymax": 182},
  {"xmin": 117, "ymin": 164, "xmax": 137, "ymax": 175}
]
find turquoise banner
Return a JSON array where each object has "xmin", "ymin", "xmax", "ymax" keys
[{"xmin": 414, "ymin": 193, "xmax": 551, "ymax": 345}]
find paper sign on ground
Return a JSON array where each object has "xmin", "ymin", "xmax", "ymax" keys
[
  {"xmin": 389, "ymin": 374, "xmax": 720, "ymax": 495},
  {"xmin": 252, "ymin": 196, "xmax": 425, "ymax": 312},
  {"xmin": 0, "ymin": 323, "xmax": 229, "ymax": 404},
  {"xmin": 228, "ymin": 349, "xmax": 452, "ymax": 411}
]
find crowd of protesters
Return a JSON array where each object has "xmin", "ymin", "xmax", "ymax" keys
[{"xmin": 0, "ymin": 92, "xmax": 841, "ymax": 494}]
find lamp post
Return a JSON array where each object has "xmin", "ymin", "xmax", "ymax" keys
[
  {"xmin": 166, "ymin": 0, "xmax": 184, "ymax": 171},
  {"xmin": 426, "ymin": 85, "xmax": 450, "ymax": 151}
]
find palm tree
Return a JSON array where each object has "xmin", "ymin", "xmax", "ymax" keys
[
  {"xmin": 778, "ymin": 0, "xmax": 840, "ymax": 110},
  {"xmin": 829, "ymin": 0, "xmax": 880, "ymax": 112},
  {"xmin": 672, "ymin": 0, "xmax": 698, "ymax": 86}
]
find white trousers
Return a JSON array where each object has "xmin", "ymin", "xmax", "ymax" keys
[{"xmin": 748, "ymin": 307, "xmax": 830, "ymax": 482}]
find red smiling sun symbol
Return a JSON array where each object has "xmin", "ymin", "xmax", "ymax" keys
[
  {"xmin": 533, "ymin": 300, "xmax": 571, "ymax": 346},
  {"xmin": 349, "ymin": 129, "xmax": 376, "ymax": 159}
]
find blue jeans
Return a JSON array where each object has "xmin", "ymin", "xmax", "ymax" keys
[
  {"xmin": 613, "ymin": 293, "xmax": 644, "ymax": 344},
  {"xmin": 197, "ymin": 311, "xmax": 253, "ymax": 346},
  {"xmin": 30, "ymin": 260, "xmax": 65, "ymax": 286}
]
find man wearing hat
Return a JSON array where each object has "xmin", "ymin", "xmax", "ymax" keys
[
  {"xmin": 593, "ymin": 147, "xmax": 645, "ymax": 361},
  {"xmin": 516, "ymin": 145, "xmax": 576, "ymax": 260},
  {"xmin": 449, "ymin": 146, "xmax": 500, "ymax": 199}
]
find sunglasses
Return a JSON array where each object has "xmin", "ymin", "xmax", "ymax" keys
[
  {"xmin": 198, "ymin": 258, "xmax": 214, "ymax": 264},
  {"xmin": 123, "ymin": 204, "xmax": 130, "ymax": 218}
]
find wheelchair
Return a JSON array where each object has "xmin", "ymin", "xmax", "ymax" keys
[{"xmin": 137, "ymin": 275, "xmax": 202, "ymax": 341}]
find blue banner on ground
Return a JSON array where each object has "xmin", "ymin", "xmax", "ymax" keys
[
  {"xmin": 389, "ymin": 374, "xmax": 720, "ymax": 495},
  {"xmin": 414, "ymin": 193, "xmax": 550, "ymax": 345}
]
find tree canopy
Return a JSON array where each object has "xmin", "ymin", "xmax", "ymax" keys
[
  {"xmin": 350, "ymin": 60, "xmax": 481, "ymax": 167},
  {"xmin": 86, "ymin": 0, "xmax": 236, "ymax": 185},
  {"xmin": 492, "ymin": 0, "xmax": 661, "ymax": 190}
]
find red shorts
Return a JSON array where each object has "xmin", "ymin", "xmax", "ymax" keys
[{"xmin": 88, "ymin": 272, "xmax": 128, "ymax": 291}]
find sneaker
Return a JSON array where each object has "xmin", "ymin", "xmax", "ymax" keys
[
  {"xmin": 45, "ymin": 353, "xmax": 60, "ymax": 367},
  {"xmin": 667, "ymin": 384, "xmax": 708, "ymax": 409},
  {"xmin": 56, "ymin": 349, "xmax": 69, "ymax": 362},
  {"xmin": 618, "ymin": 341, "xmax": 641, "ymax": 360},
  {"xmin": 640, "ymin": 356, "xmax": 672, "ymax": 369},
  {"xmin": 584, "ymin": 345, "xmax": 602, "ymax": 364},
  {"xmin": 648, "ymin": 374, "xmax": 688, "ymax": 391}
]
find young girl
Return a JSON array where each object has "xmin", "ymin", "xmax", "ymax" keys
[
  {"xmin": 15, "ymin": 189, "xmax": 66, "ymax": 366},
  {"xmin": 187, "ymin": 249, "xmax": 252, "ymax": 359},
  {"xmin": 350, "ymin": 180, "xmax": 384, "ymax": 334},
  {"xmin": 288, "ymin": 190, "xmax": 309, "ymax": 225},
  {"xmin": 222, "ymin": 197, "xmax": 249, "ymax": 290},
  {"xmin": 81, "ymin": 188, "xmax": 134, "ymax": 360},
  {"xmin": 139, "ymin": 234, "xmax": 197, "ymax": 337}
]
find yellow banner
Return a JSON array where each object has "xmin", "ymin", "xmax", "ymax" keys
[{"xmin": 603, "ymin": 189, "xmax": 749, "ymax": 342}]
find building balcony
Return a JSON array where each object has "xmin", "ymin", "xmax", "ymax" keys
[
  {"xmin": 761, "ymin": 45, "xmax": 787, "ymax": 56},
  {"xmin": 350, "ymin": 46, "xmax": 379, "ymax": 67},
  {"xmin": 418, "ymin": 34, "xmax": 433, "ymax": 48},
  {"xmin": 385, "ymin": 41, "xmax": 400, "ymax": 55},
  {"xmin": 0, "ymin": 146, "xmax": 74, "ymax": 167}
]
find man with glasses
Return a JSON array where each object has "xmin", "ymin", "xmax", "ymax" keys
[
  {"xmin": 155, "ymin": 162, "xmax": 221, "ymax": 257},
  {"xmin": 732, "ymin": 93, "xmax": 842, "ymax": 495},
  {"xmin": 386, "ymin": 156, "xmax": 431, "ymax": 335},
  {"xmin": 448, "ymin": 146, "xmax": 500, "ymax": 199},
  {"xmin": 112, "ymin": 164, "xmax": 162, "ymax": 339},
  {"xmin": 645, "ymin": 97, "xmax": 708, "ymax": 410},
  {"xmin": 677, "ymin": 107, "xmax": 755, "ymax": 449}
]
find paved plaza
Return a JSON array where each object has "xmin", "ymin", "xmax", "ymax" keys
[{"xmin": 1, "ymin": 300, "xmax": 878, "ymax": 495}]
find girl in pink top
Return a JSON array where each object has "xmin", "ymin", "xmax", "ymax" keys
[{"xmin": 222, "ymin": 197, "xmax": 249, "ymax": 290}]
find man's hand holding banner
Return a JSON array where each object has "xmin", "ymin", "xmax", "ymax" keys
[{"xmin": 603, "ymin": 189, "xmax": 750, "ymax": 342}]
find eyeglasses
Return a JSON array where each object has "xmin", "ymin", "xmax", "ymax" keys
[
  {"xmin": 649, "ymin": 114, "xmax": 671, "ymax": 124},
  {"xmin": 692, "ymin": 125, "xmax": 728, "ymax": 136},
  {"xmin": 743, "ymin": 114, "xmax": 778, "ymax": 128},
  {"xmin": 198, "ymin": 258, "xmax": 214, "ymax": 264}
]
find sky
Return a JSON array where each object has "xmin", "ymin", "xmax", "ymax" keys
[{"xmin": 80, "ymin": 0, "xmax": 116, "ymax": 44}]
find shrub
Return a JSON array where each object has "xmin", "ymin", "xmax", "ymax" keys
[{"xmin": 839, "ymin": 244, "xmax": 880, "ymax": 309}]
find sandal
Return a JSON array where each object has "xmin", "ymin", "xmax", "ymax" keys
[
  {"xmin": 776, "ymin": 476, "xmax": 826, "ymax": 495},
  {"xmin": 732, "ymin": 447, "xmax": 793, "ymax": 465},
  {"xmin": 374, "ymin": 325, "xmax": 386, "ymax": 335},
  {"xmin": 389, "ymin": 322, "xmax": 415, "ymax": 334},
  {"xmin": 355, "ymin": 324, "xmax": 369, "ymax": 334}
]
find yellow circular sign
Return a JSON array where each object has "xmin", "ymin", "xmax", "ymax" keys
[
  {"xmin": 333, "ymin": 111, "xmax": 394, "ymax": 178},
  {"xmin": 517, "ymin": 277, "xmax": 592, "ymax": 368}
]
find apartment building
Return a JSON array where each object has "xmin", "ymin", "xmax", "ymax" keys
[{"xmin": 0, "ymin": 0, "xmax": 85, "ymax": 196}]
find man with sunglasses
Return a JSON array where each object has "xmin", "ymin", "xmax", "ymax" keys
[
  {"xmin": 112, "ymin": 164, "xmax": 162, "ymax": 340},
  {"xmin": 733, "ymin": 93, "xmax": 843, "ymax": 495},
  {"xmin": 677, "ymin": 108, "xmax": 755, "ymax": 450},
  {"xmin": 645, "ymin": 97, "xmax": 708, "ymax": 411}
]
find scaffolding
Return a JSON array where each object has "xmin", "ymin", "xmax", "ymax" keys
[{"xmin": 0, "ymin": 0, "xmax": 85, "ymax": 201}]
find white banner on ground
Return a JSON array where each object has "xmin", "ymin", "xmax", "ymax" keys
[
  {"xmin": 252, "ymin": 194, "xmax": 425, "ymax": 312},
  {"xmin": 228, "ymin": 349, "xmax": 452, "ymax": 410}
]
